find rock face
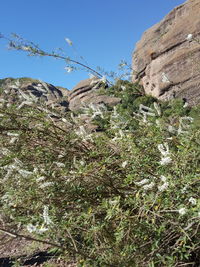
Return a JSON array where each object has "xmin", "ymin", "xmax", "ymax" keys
[
  {"xmin": 0, "ymin": 77, "xmax": 69, "ymax": 112},
  {"xmin": 0, "ymin": 77, "xmax": 122, "ymax": 115},
  {"xmin": 68, "ymin": 77, "xmax": 121, "ymax": 111},
  {"xmin": 132, "ymin": 0, "xmax": 200, "ymax": 105}
]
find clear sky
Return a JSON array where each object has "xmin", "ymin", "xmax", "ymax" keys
[{"xmin": 0, "ymin": 0, "xmax": 185, "ymax": 90}]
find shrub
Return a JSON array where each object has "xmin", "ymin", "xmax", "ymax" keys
[{"xmin": 0, "ymin": 82, "xmax": 200, "ymax": 266}]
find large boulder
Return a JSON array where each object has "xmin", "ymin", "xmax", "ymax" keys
[
  {"xmin": 0, "ymin": 77, "xmax": 69, "ymax": 112},
  {"xmin": 132, "ymin": 0, "xmax": 200, "ymax": 105},
  {"xmin": 68, "ymin": 77, "xmax": 121, "ymax": 111}
]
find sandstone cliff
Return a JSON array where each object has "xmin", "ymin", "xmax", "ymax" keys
[{"xmin": 132, "ymin": 0, "xmax": 200, "ymax": 105}]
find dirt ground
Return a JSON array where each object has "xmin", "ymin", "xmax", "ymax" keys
[{"xmin": 0, "ymin": 232, "xmax": 76, "ymax": 266}]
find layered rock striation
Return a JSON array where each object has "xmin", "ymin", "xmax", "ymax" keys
[
  {"xmin": 132, "ymin": 0, "xmax": 200, "ymax": 105},
  {"xmin": 68, "ymin": 77, "xmax": 121, "ymax": 111}
]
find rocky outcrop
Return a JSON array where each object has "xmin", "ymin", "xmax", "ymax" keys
[
  {"xmin": 0, "ymin": 77, "xmax": 122, "ymax": 114},
  {"xmin": 0, "ymin": 77, "xmax": 122, "ymax": 132},
  {"xmin": 0, "ymin": 77, "xmax": 69, "ymax": 112},
  {"xmin": 68, "ymin": 77, "xmax": 121, "ymax": 111},
  {"xmin": 132, "ymin": 0, "xmax": 200, "ymax": 105}
]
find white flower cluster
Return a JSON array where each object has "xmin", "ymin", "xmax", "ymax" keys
[
  {"xmin": 178, "ymin": 207, "xmax": 187, "ymax": 216},
  {"xmin": 82, "ymin": 103, "xmax": 106, "ymax": 119},
  {"xmin": 168, "ymin": 116, "xmax": 193, "ymax": 135},
  {"xmin": 27, "ymin": 205, "xmax": 53, "ymax": 234},
  {"xmin": 90, "ymin": 76, "xmax": 107, "ymax": 89},
  {"xmin": 122, "ymin": 161, "xmax": 128, "ymax": 168},
  {"xmin": 64, "ymin": 66, "xmax": 74, "ymax": 73},
  {"xmin": 158, "ymin": 175, "xmax": 169, "ymax": 192},
  {"xmin": 6, "ymin": 132, "xmax": 20, "ymax": 144},
  {"xmin": 135, "ymin": 175, "xmax": 169, "ymax": 192},
  {"xmin": 177, "ymin": 197, "xmax": 198, "ymax": 216},
  {"xmin": 75, "ymin": 125, "xmax": 93, "ymax": 142},
  {"xmin": 110, "ymin": 107, "xmax": 129, "ymax": 142},
  {"xmin": 65, "ymin": 38, "xmax": 73, "ymax": 46},
  {"xmin": 158, "ymin": 143, "xmax": 172, "ymax": 165},
  {"xmin": 1, "ymin": 158, "xmax": 33, "ymax": 181},
  {"xmin": 188, "ymin": 197, "xmax": 197, "ymax": 206},
  {"xmin": 133, "ymin": 102, "xmax": 161, "ymax": 124}
]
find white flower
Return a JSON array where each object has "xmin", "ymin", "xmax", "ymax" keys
[
  {"xmin": 122, "ymin": 161, "xmax": 128, "ymax": 168},
  {"xmin": 75, "ymin": 126, "xmax": 93, "ymax": 142},
  {"xmin": 10, "ymin": 137, "xmax": 18, "ymax": 144},
  {"xmin": 65, "ymin": 38, "xmax": 73, "ymax": 46},
  {"xmin": 39, "ymin": 182, "xmax": 54, "ymax": 189},
  {"xmin": 37, "ymin": 224, "xmax": 49, "ymax": 233},
  {"xmin": 76, "ymin": 125, "xmax": 87, "ymax": 136},
  {"xmin": 79, "ymin": 160, "xmax": 85, "ymax": 166},
  {"xmin": 18, "ymin": 169, "xmax": 33, "ymax": 177},
  {"xmin": 62, "ymin": 118, "xmax": 68, "ymax": 123},
  {"xmin": 27, "ymin": 223, "xmax": 49, "ymax": 234},
  {"xmin": 158, "ymin": 182, "xmax": 169, "ymax": 192},
  {"xmin": 186, "ymin": 34, "xmax": 193, "ymax": 42},
  {"xmin": 178, "ymin": 116, "xmax": 194, "ymax": 135},
  {"xmin": 1, "ymin": 148, "xmax": 10, "ymax": 155},
  {"xmin": 7, "ymin": 132, "xmax": 19, "ymax": 137},
  {"xmin": 160, "ymin": 175, "xmax": 167, "ymax": 182},
  {"xmin": 64, "ymin": 66, "xmax": 73, "ymax": 73},
  {"xmin": 153, "ymin": 102, "xmax": 161, "ymax": 116},
  {"xmin": 1, "ymin": 193, "xmax": 11, "ymax": 202},
  {"xmin": 54, "ymin": 162, "xmax": 65, "ymax": 168},
  {"xmin": 159, "ymin": 156, "xmax": 172, "ymax": 165},
  {"xmin": 188, "ymin": 197, "xmax": 197, "ymax": 206},
  {"xmin": 100, "ymin": 76, "xmax": 107, "ymax": 84},
  {"xmin": 168, "ymin": 125, "xmax": 176, "ymax": 133},
  {"xmin": 158, "ymin": 143, "xmax": 170, "ymax": 157},
  {"xmin": 143, "ymin": 182, "xmax": 155, "ymax": 190},
  {"xmin": 139, "ymin": 104, "xmax": 155, "ymax": 116},
  {"xmin": 43, "ymin": 206, "xmax": 53, "ymax": 225},
  {"xmin": 27, "ymin": 223, "xmax": 37, "ymax": 233},
  {"xmin": 178, "ymin": 207, "xmax": 187, "ymax": 216},
  {"xmin": 135, "ymin": 179, "xmax": 149, "ymax": 186},
  {"xmin": 36, "ymin": 176, "xmax": 46, "ymax": 182},
  {"xmin": 158, "ymin": 143, "xmax": 172, "ymax": 165}
]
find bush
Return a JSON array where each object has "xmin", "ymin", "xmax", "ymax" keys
[{"xmin": 0, "ymin": 81, "xmax": 200, "ymax": 266}]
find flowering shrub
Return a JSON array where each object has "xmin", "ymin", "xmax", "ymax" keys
[
  {"xmin": 0, "ymin": 32, "xmax": 200, "ymax": 265},
  {"xmin": 0, "ymin": 78, "xmax": 199, "ymax": 266}
]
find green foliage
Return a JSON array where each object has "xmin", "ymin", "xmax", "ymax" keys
[{"xmin": 0, "ymin": 80, "xmax": 200, "ymax": 266}]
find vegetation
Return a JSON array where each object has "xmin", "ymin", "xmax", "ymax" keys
[{"xmin": 0, "ymin": 80, "xmax": 199, "ymax": 266}]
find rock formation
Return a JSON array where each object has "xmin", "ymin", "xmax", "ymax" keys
[
  {"xmin": 0, "ymin": 77, "xmax": 121, "ymax": 114},
  {"xmin": 0, "ymin": 77, "xmax": 69, "ymax": 112},
  {"xmin": 68, "ymin": 77, "xmax": 121, "ymax": 111},
  {"xmin": 0, "ymin": 77, "xmax": 122, "ymax": 131},
  {"xmin": 132, "ymin": 0, "xmax": 200, "ymax": 105}
]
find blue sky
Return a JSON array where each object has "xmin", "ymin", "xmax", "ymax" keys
[{"xmin": 0, "ymin": 0, "xmax": 185, "ymax": 90}]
